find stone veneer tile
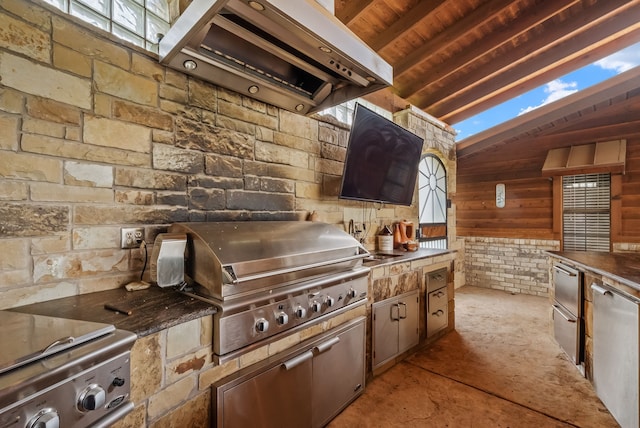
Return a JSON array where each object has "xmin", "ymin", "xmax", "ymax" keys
[
  {"xmin": 218, "ymin": 99, "xmax": 278, "ymax": 129},
  {"xmin": 268, "ymin": 331, "xmax": 302, "ymax": 356},
  {"xmin": 0, "ymin": 114, "xmax": 19, "ymax": 150},
  {"xmin": 31, "ymin": 182, "xmax": 113, "ymax": 203},
  {"xmin": 0, "ymin": 13, "xmax": 50, "ymax": 63},
  {"xmin": 199, "ymin": 360, "xmax": 239, "ymax": 390},
  {"xmin": 130, "ymin": 333, "xmax": 163, "ymax": 402},
  {"xmin": 72, "ymin": 226, "xmax": 120, "ymax": 249},
  {"xmin": 238, "ymin": 345, "xmax": 269, "ymax": 368},
  {"xmin": 113, "ymin": 99, "xmax": 173, "ymax": 131},
  {"xmin": 166, "ymin": 350, "xmax": 211, "ymax": 385},
  {"xmin": 52, "ymin": 17, "xmax": 129, "ymax": 69},
  {"xmin": 33, "ymin": 249, "xmax": 128, "ymax": 282},
  {"xmin": 0, "ymin": 52, "xmax": 91, "ymax": 109},
  {"xmin": 31, "ymin": 235, "xmax": 71, "ymax": 255},
  {"xmin": 0, "ymin": 151, "xmax": 62, "ymax": 182},
  {"xmin": 149, "ymin": 389, "xmax": 210, "ymax": 428},
  {"xmin": 0, "ymin": 282, "xmax": 77, "ymax": 309},
  {"xmin": 73, "ymin": 205, "xmax": 189, "ymax": 225},
  {"xmin": 64, "ymin": 161, "xmax": 113, "ymax": 187},
  {"xmin": 153, "ymin": 144, "xmax": 203, "ymax": 174},
  {"xmin": 279, "ymin": 110, "xmax": 318, "ymax": 141},
  {"xmin": 53, "ymin": 43, "xmax": 91, "ymax": 77},
  {"xmin": 94, "ymin": 61, "xmax": 158, "ymax": 107},
  {"xmin": 84, "ymin": 116, "xmax": 151, "ymax": 153},
  {"xmin": 147, "ymin": 373, "xmax": 196, "ymax": 419},
  {"xmin": 0, "ymin": 181, "xmax": 28, "ymax": 200},
  {"xmin": 110, "ymin": 402, "xmax": 146, "ymax": 428},
  {"xmin": 26, "ymin": 97, "xmax": 82, "ymax": 125},
  {"xmin": 166, "ymin": 318, "xmax": 201, "ymax": 359},
  {"xmin": 21, "ymin": 134, "xmax": 151, "ymax": 167},
  {"xmin": 0, "ymin": 239, "xmax": 30, "ymax": 270},
  {"xmin": 0, "ymin": 204, "xmax": 69, "ymax": 237}
]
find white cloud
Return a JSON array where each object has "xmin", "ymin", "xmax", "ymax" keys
[
  {"xmin": 518, "ymin": 79, "xmax": 579, "ymax": 115},
  {"xmin": 595, "ymin": 42, "xmax": 640, "ymax": 73}
]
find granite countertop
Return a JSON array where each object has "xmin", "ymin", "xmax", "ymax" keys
[
  {"xmin": 10, "ymin": 286, "xmax": 217, "ymax": 337},
  {"xmin": 546, "ymin": 250, "xmax": 640, "ymax": 300},
  {"xmin": 363, "ymin": 248, "xmax": 454, "ymax": 267},
  {"xmin": 8, "ymin": 249, "xmax": 454, "ymax": 338}
]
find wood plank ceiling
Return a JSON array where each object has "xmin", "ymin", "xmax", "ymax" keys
[{"xmin": 335, "ymin": 0, "xmax": 640, "ymax": 125}]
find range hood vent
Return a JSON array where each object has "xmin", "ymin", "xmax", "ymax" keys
[{"xmin": 159, "ymin": 0, "xmax": 393, "ymax": 115}]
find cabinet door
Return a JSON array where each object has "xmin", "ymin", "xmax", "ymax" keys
[
  {"xmin": 221, "ymin": 352, "xmax": 313, "ymax": 428},
  {"xmin": 592, "ymin": 284, "xmax": 639, "ymax": 428},
  {"xmin": 311, "ymin": 319, "xmax": 366, "ymax": 428},
  {"xmin": 373, "ymin": 299, "xmax": 399, "ymax": 368},
  {"xmin": 398, "ymin": 290, "xmax": 419, "ymax": 354}
]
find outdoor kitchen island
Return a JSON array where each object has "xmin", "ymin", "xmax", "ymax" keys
[
  {"xmin": 547, "ymin": 251, "xmax": 640, "ymax": 428},
  {"xmin": 8, "ymin": 247, "xmax": 456, "ymax": 427}
]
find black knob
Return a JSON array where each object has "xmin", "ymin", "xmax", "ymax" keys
[{"xmin": 112, "ymin": 377, "xmax": 126, "ymax": 387}]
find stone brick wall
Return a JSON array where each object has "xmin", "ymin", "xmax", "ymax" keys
[
  {"xmin": 0, "ymin": 0, "xmax": 459, "ymax": 309},
  {"xmin": 464, "ymin": 237, "xmax": 560, "ymax": 296}
]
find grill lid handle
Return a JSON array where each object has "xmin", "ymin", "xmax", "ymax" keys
[{"xmin": 43, "ymin": 336, "xmax": 75, "ymax": 353}]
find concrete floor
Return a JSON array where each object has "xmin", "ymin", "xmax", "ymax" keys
[{"xmin": 330, "ymin": 286, "xmax": 619, "ymax": 428}]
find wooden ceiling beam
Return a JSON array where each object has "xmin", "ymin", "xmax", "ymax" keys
[
  {"xmin": 393, "ymin": 0, "xmax": 514, "ymax": 78},
  {"xmin": 455, "ymin": 66, "xmax": 640, "ymax": 158},
  {"xmin": 367, "ymin": 0, "xmax": 447, "ymax": 52},
  {"xmin": 396, "ymin": 0, "xmax": 581, "ymax": 99},
  {"xmin": 428, "ymin": 2, "xmax": 640, "ymax": 122},
  {"xmin": 508, "ymin": 121, "xmax": 640, "ymax": 148},
  {"xmin": 439, "ymin": 27, "xmax": 640, "ymax": 124},
  {"xmin": 335, "ymin": 0, "xmax": 374, "ymax": 26}
]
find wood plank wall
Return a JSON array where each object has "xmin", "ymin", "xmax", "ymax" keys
[{"xmin": 456, "ymin": 136, "xmax": 640, "ymax": 243}]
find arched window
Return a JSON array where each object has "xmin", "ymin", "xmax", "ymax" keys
[
  {"xmin": 43, "ymin": 0, "xmax": 170, "ymax": 53},
  {"xmin": 418, "ymin": 153, "xmax": 448, "ymax": 249}
]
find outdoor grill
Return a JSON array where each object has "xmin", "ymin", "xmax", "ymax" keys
[{"xmin": 161, "ymin": 221, "xmax": 371, "ymax": 362}]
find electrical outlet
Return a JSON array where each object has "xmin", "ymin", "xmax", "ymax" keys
[{"xmin": 121, "ymin": 227, "xmax": 145, "ymax": 249}]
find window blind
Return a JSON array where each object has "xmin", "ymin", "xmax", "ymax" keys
[{"xmin": 562, "ymin": 174, "xmax": 610, "ymax": 252}]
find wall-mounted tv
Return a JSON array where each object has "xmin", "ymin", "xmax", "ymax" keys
[{"xmin": 339, "ymin": 104, "xmax": 424, "ymax": 206}]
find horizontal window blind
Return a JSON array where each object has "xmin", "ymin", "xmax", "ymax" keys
[{"xmin": 562, "ymin": 174, "xmax": 610, "ymax": 252}]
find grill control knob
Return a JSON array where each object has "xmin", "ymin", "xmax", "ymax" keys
[
  {"xmin": 325, "ymin": 296, "xmax": 335, "ymax": 307},
  {"xmin": 256, "ymin": 318, "xmax": 269, "ymax": 332},
  {"xmin": 26, "ymin": 408, "xmax": 59, "ymax": 428},
  {"xmin": 311, "ymin": 301, "xmax": 322, "ymax": 313},
  {"xmin": 348, "ymin": 288, "xmax": 358, "ymax": 298},
  {"xmin": 276, "ymin": 312, "xmax": 289, "ymax": 325},
  {"xmin": 78, "ymin": 384, "xmax": 106, "ymax": 412},
  {"xmin": 295, "ymin": 306, "xmax": 307, "ymax": 319}
]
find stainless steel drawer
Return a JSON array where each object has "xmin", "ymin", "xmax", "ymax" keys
[
  {"xmin": 552, "ymin": 303, "xmax": 579, "ymax": 364},
  {"xmin": 553, "ymin": 263, "xmax": 581, "ymax": 316}
]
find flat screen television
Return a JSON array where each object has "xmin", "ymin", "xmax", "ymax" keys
[{"xmin": 339, "ymin": 104, "xmax": 424, "ymax": 206}]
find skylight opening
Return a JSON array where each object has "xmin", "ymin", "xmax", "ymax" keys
[{"xmin": 454, "ymin": 42, "xmax": 640, "ymax": 142}]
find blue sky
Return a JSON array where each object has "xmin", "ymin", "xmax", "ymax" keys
[{"xmin": 454, "ymin": 42, "xmax": 640, "ymax": 141}]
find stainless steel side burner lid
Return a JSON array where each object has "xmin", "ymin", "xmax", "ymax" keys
[
  {"xmin": 0, "ymin": 311, "xmax": 137, "ymax": 428},
  {"xmin": 0, "ymin": 311, "xmax": 115, "ymax": 374}
]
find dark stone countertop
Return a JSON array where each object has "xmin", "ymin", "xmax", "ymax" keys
[
  {"xmin": 546, "ymin": 251, "xmax": 640, "ymax": 300},
  {"xmin": 10, "ymin": 286, "xmax": 217, "ymax": 337},
  {"xmin": 363, "ymin": 248, "xmax": 455, "ymax": 267},
  {"xmin": 8, "ymin": 249, "xmax": 454, "ymax": 337}
]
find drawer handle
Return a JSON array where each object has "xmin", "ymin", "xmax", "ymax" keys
[
  {"xmin": 398, "ymin": 302, "xmax": 408, "ymax": 319},
  {"xmin": 432, "ymin": 309, "xmax": 444, "ymax": 317},
  {"xmin": 591, "ymin": 283, "xmax": 612, "ymax": 296},
  {"xmin": 282, "ymin": 350, "xmax": 313, "ymax": 370},
  {"xmin": 554, "ymin": 265, "xmax": 576, "ymax": 277},
  {"xmin": 553, "ymin": 305, "xmax": 577, "ymax": 322},
  {"xmin": 313, "ymin": 336, "xmax": 340, "ymax": 354}
]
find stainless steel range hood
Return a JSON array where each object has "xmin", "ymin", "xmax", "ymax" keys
[{"xmin": 158, "ymin": 0, "xmax": 393, "ymax": 115}]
